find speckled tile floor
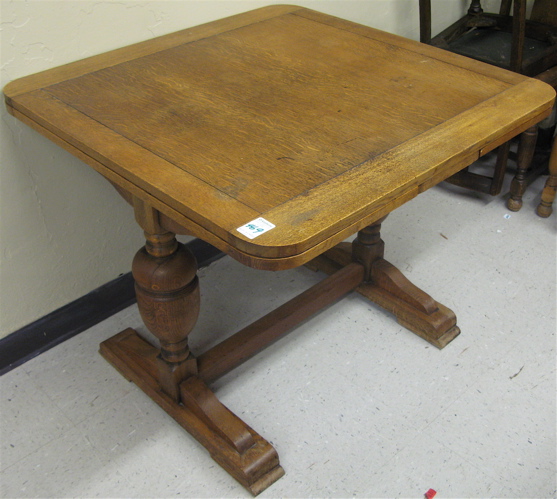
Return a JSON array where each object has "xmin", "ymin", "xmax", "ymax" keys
[{"xmin": 1, "ymin": 171, "xmax": 555, "ymax": 498}]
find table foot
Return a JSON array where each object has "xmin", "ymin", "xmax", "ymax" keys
[
  {"xmin": 358, "ymin": 265, "xmax": 460, "ymax": 349},
  {"xmin": 307, "ymin": 241, "xmax": 459, "ymax": 349},
  {"xmin": 100, "ymin": 328, "xmax": 284, "ymax": 495}
]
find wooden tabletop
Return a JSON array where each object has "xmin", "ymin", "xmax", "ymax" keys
[{"xmin": 4, "ymin": 5, "xmax": 554, "ymax": 270}]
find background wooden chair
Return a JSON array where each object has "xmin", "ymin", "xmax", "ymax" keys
[
  {"xmin": 536, "ymin": 133, "xmax": 557, "ymax": 217},
  {"xmin": 419, "ymin": 0, "xmax": 557, "ymax": 209}
]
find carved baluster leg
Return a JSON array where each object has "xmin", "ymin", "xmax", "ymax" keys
[
  {"xmin": 133, "ymin": 230, "xmax": 200, "ymax": 401},
  {"xmin": 128, "ymin": 197, "xmax": 199, "ymax": 400},
  {"xmin": 508, "ymin": 125, "xmax": 538, "ymax": 211}
]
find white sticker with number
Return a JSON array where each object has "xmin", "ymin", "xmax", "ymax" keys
[{"xmin": 237, "ymin": 217, "xmax": 276, "ymax": 239}]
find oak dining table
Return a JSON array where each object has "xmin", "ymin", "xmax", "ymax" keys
[{"xmin": 4, "ymin": 5, "xmax": 554, "ymax": 495}]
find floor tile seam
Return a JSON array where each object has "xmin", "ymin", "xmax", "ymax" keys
[
  {"xmin": 356, "ymin": 425, "xmax": 429, "ymax": 480},
  {"xmin": 23, "ymin": 369, "xmax": 137, "ymax": 429},
  {"xmin": 72, "ymin": 389, "xmax": 196, "ymax": 464},
  {"xmin": 63, "ymin": 381, "xmax": 141, "ymax": 427},
  {"xmin": 451, "ymin": 444, "xmax": 557, "ymax": 498},
  {"xmin": 480, "ymin": 335, "xmax": 557, "ymax": 387},
  {"xmin": 459, "ymin": 254, "xmax": 556, "ymax": 292},
  {"xmin": 387, "ymin": 345, "xmax": 503, "ymax": 435},
  {"xmin": 497, "ymin": 266, "xmax": 557, "ymax": 294},
  {"xmin": 0, "ymin": 396, "xmax": 79, "ymax": 473},
  {"xmin": 414, "ymin": 372, "xmax": 484, "ymax": 433},
  {"xmin": 418, "ymin": 388, "xmax": 556, "ymax": 491},
  {"xmin": 78, "ymin": 431, "xmax": 139, "ymax": 495},
  {"xmin": 471, "ymin": 333, "xmax": 546, "ymax": 380},
  {"xmin": 298, "ymin": 318, "xmax": 500, "ymax": 426},
  {"xmin": 2, "ymin": 427, "xmax": 131, "ymax": 498},
  {"xmin": 69, "ymin": 399, "xmax": 177, "ymax": 491},
  {"xmin": 0, "ymin": 423, "xmax": 82, "ymax": 476},
  {"xmin": 423, "ymin": 332, "xmax": 551, "ymax": 411},
  {"xmin": 214, "ymin": 363, "xmax": 384, "ymax": 444},
  {"xmin": 419, "ymin": 429, "xmax": 514, "ymax": 492},
  {"xmin": 72, "ymin": 389, "xmax": 143, "ymax": 446},
  {"xmin": 0, "ymin": 439, "xmax": 55, "ymax": 474}
]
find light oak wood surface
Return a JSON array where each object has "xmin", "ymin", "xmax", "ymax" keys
[{"xmin": 5, "ymin": 5, "xmax": 554, "ymax": 270}]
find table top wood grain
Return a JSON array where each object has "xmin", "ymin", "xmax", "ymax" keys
[{"xmin": 4, "ymin": 5, "xmax": 554, "ymax": 269}]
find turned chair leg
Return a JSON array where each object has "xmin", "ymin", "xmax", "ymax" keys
[
  {"xmin": 537, "ymin": 134, "xmax": 557, "ymax": 217},
  {"xmin": 508, "ymin": 125, "xmax": 538, "ymax": 211},
  {"xmin": 468, "ymin": 0, "xmax": 484, "ymax": 16}
]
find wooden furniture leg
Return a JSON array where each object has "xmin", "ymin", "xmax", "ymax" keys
[
  {"xmin": 132, "ymin": 230, "xmax": 200, "ymax": 401},
  {"xmin": 508, "ymin": 125, "xmax": 539, "ymax": 211},
  {"xmin": 537, "ymin": 134, "xmax": 557, "ymax": 217},
  {"xmin": 100, "ymin": 203, "xmax": 285, "ymax": 495},
  {"xmin": 100, "ymin": 234, "xmax": 285, "ymax": 494},
  {"xmin": 306, "ymin": 217, "xmax": 460, "ymax": 349}
]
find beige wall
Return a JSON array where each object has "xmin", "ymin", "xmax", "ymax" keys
[{"xmin": 0, "ymin": 0, "xmax": 467, "ymax": 338}]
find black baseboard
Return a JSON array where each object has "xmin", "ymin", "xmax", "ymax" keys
[{"xmin": 0, "ymin": 239, "xmax": 223, "ymax": 376}]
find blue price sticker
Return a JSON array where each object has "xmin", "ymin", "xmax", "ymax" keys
[{"xmin": 237, "ymin": 218, "xmax": 276, "ymax": 239}]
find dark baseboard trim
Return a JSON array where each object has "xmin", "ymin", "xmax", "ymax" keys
[{"xmin": 0, "ymin": 239, "xmax": 223, "ymax": 376}]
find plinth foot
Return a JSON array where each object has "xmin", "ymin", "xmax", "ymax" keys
[
  {"xmin": 100, "ymin": 329, "xmax": 284, "ymax": 495},
  {"xmin": 307, "ymin": 242, "xmax": 460, "ymax": 349}
]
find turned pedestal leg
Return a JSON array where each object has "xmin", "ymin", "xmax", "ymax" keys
[
  {"xmin": 133, "ymin": 231, "xmax": 200, "ymax": 401},
  {"xmin": 100, "ymin": 208, "xmax": 284, "ymax": 495},
  {"xmin": 508, "ymin": 125, "xmax": 538, "ymax": 211},
  {"xmin": 307, "ymin": 217, "xmax": 460, "ymax": 348}
]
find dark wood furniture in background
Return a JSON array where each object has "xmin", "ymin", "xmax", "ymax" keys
[
  {"xmin": 4, "ymin": 6, "xmax": 554, "ymax": 495},
  {"xmin": 537, "ymin": 134, "xmax": 557, "ymax": 217},
  {"xmin": 419, "ymin": 0, "xmax": 557, "ymax": 210}
]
